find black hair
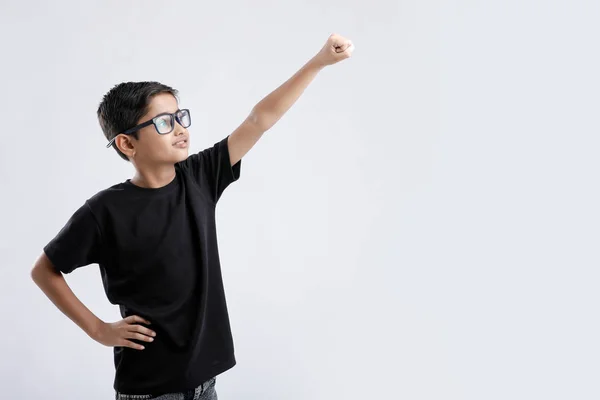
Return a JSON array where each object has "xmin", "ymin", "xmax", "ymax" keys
[{"xmin": 97, "ymin": 81, "xmax": 179, "ymax": 161}]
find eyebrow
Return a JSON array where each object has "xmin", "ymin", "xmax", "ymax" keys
[{"xmin": 150, "ymin": 109, "xmax": 181, "ymax": 119}]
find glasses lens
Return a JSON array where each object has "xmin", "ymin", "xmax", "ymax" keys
[
  {"xmin": 178, "ymin": 110, "xmax": 191, "ymax": 128},
  {"xmin": 155, "ymin": 115, "xmax": 173, "ymax": 134}
]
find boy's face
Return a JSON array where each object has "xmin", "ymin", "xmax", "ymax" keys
[{"xmin": 125, "ymin": 93, "xmax": 190, "ymax": 164}]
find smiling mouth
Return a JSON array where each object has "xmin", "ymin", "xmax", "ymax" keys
[{"xmin": 173, "ymin": 139, "xmax": 188, "ymax": 147}]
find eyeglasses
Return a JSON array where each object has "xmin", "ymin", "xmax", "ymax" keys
[{"xmin": 106, "ymin": 109, "xmax": 191, "ymax": 148}]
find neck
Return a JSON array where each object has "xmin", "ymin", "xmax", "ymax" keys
[{"xmin": 130, "ymin": 163, "xmax": 177, "ymax": 189}]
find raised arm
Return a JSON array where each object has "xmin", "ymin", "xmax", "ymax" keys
[{"xmin": 227, "ymin": 33, "xmax": 355, "ymax": 165}]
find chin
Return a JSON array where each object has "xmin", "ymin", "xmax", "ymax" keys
[{"xmin": 174, "ymin": 151, "xmax": 189, "ymax": 163}]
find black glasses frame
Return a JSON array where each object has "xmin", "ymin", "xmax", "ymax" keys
[{"xmin": 106, "ymin": 109, "xmax": 191, "ymax": 148}]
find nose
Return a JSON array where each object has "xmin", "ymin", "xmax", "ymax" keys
[{"xmin": 173, "ymin": 120, "xmax": 186, "ymax": 136}]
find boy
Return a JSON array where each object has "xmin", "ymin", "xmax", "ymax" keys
[{"xmin": 31, "ymin": 34, "xmax": 353, "ymax": 399}]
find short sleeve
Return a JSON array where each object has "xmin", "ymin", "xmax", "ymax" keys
[
  {"xmin": 43, "ymin": 201, "xmax": 103, "ymax": 274},
  {"xmin": 181, "ymin": 135, "xmax": 242, "ymax": 203}
]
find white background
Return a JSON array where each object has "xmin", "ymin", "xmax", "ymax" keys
[{"xmin": 0, "ymin": 1, "xmax": 598, "ymax": 399}]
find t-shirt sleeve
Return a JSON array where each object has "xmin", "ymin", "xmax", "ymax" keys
[
  {"xmin": 43, "ymin": 201, "xmax": 103, "ymax": 274},
  {"xmin": 182, "ymin": 135, "xmax": 242, "ymax": 203}
]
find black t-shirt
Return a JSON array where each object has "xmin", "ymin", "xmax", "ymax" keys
[{"xmin": 43, "ymin": 135, "xmax": 241, "ymax": 396}]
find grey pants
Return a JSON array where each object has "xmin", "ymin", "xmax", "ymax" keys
[{"xmin": 115, "ymin": 377, "xmax": 217, "ymax": 400}]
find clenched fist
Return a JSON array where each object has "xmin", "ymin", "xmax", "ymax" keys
[
  {"xmin": 312, "ymin": 33, "xmax": 355, "ymax": 67},
  {"xmin": 92, "ymin": 315, "xmax": 156, "ymax": 350}
]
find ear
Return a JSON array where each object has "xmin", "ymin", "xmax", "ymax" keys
[{"xmin": 115, "ymin": 134, "xmax": 136, "ymax": 158}]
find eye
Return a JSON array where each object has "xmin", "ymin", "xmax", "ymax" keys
[{"xmin": 156, "ymin": 118, "xmax": 169, "ymax": 128}]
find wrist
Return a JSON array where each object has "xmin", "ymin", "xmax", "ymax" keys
[
  {"xmin": 308, "ymin": 56, "xmax": 327, "ymax": 70},
  {"xmin": 86, "ymin": 317, "xmax": 105, "ymax": 340}
]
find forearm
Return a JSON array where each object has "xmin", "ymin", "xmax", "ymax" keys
[
  {"xmin": 252, "ymin": 56, "xmax": 324, "ymax": 130},
  {"xmin": 31, "ymin": 254, "xmax": 103, "ymax": 339}
]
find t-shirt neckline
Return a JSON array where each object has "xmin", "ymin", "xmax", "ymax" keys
[{"xmin": 122, "ymin": 170, "xmax": 179, "ymax": 195}]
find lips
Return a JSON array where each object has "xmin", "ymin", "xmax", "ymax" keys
[{"xmin": 173, "ymin": 137, "xmax": 188, "ymax": 147}]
